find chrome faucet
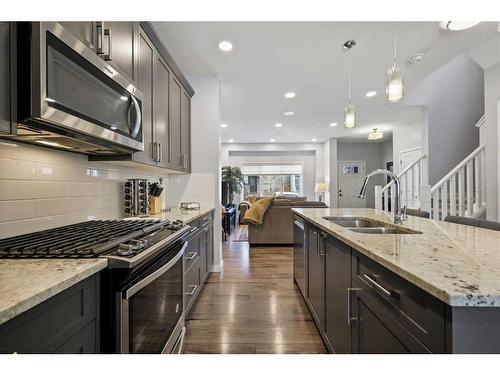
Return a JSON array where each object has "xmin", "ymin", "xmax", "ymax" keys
[{"xmin": 356, "ymin": 169, "xmax": 406, "ymax": 224}]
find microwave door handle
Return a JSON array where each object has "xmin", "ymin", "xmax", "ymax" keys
[
  {"xmin": 129, "ymin": 95, "xmax": 142, "ymax": 139},
  {"xmin": 123, "ymin": 241, "xmax": 188, "ymax": 299}
]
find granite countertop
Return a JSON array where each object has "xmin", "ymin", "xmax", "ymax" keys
[
  {"xmin": 138, "ymin": 206, "xmax": 215, "ymax": 224},
  {"xmin": 292, "ymin": 207, "xmax": 500, "ymax": 307},
  {"xmin": 0, "ymin": 258, "xmax": 107, "ymax": 325}
]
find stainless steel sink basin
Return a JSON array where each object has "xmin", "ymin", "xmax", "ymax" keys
[
  {"xmin": 322, "ymin": 216, "xmax": 422, "ymax": 235},
  {"xmin": 348, "ymin": 227, "xmax": 421, "ymax": 235}
]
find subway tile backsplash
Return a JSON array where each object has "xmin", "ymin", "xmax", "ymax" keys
[{"xmin": 0, "ymin": 140, "xmax": 168, "ymax": 239}]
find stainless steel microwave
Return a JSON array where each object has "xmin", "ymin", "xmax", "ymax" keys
[{"xmin": 13, "ymin": 22, "xmax": 144, "ymax": 155}]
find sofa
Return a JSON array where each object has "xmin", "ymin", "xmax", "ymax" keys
[
  {"xmin": 242, "ymin": 198, "xmax": 327, "ymax": 245},
  {"xmin": 238, "ymin": 194, "xmax": 308, "ymax": 223}
]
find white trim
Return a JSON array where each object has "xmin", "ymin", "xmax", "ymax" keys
[
  {"xmin": 399, "ymin": 147, "xmax": 422, "ymax": 166},
  {"xmin": 209, "ymin": 259, "xmax": 223, "ymax": 273}
]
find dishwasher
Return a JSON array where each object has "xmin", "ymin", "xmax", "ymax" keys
[{"xmin": 293, "ymin": 215, "xmax": 307, "ymax": 298}]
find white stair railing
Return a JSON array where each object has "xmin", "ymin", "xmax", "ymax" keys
[
  {"xmin": 430, "ymin": 145, "xmax": 486, "ymax": 220},
  {"xmin": 375, "ymin": 154, "xmax": 426, "ymax": 214}
]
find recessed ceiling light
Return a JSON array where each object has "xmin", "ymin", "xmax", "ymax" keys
[
  {"xmin": 275, "ymin": 123, "xmax": 283, "ymax": 128},
  {"xmin": 220, "ymin": 123, "xmax": 228, "ymax": 128},
  {"xmin": 270, "ymin": 138, "xmax": 275, "ymax": 143},
  {"xmin": 438, "ymin": 21, "xmax": 480, "ymax": 31},
  {"xmin": 110, "ymin": 126, "xmax": 117, "ymax": 130},
  {"xmin": 365, "ymin": 91, "xmax": 377, "ymax": 98},
  {"xmin": 218, "ymin": 40, "xmax": 233, "ymax": 52},
  {"xmin": 283, "ymin": 111, "xmax": 295, "ymax": 116},
  {"xmin": 409, "ymin": 53, "xmax": 424, "ymax": 64},
  {"xmin": 120, "ymin": 96, "xmax": 128, "ymax": 101},
  {"xmin": 284, "ymin": 92, "xmax": 296, "ymax": 99},
  {"xmin": 329, "ymin": 122, "xmax": 338, "ymax": 127},
  {"xmin": 311, "ymin": 138, "xmax": 317, "ymax": 142},
  {"xmin": 228, "ymin": 139, "xmax": 234, "ymax": 143}
]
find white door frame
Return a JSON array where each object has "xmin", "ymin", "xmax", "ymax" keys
[
  {"xmin": 337, "ymin": 160, "xmax": 366, "ymax": 208},
  {"xmin": 399, "ymin": 147, "xmax": 422, "ymax": 166}
]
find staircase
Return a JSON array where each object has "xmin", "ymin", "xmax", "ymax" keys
[{"xmin": 375, "ymin": 114, "xmax": 487, "ymax": 221}]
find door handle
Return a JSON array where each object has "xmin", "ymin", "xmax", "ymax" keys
[
  {"xmin": 346, "ymin": 287, "xmax": 362, "ymax": 325},
  {"xmin": 95, "ymin": 22, "xmax": 104, "ymax": 55},
  {"xmin": 157, "ymin": 143, "xmax": 162, "ymax": 163},
  {"xmin": 152, "ymin": 141, "xmax": 157, "ymax": 161},
  {"xmin": 129, "ymin": 95, "xmax": 142, "ymax": 139},
  {"xmin": 363, "ymin": 274, "xmax": 398, "ymax": 299}
]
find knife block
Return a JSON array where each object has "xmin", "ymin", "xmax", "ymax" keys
[{"xmin": 149, "ymin": 196, "xmax": 162, "ymax": 215}]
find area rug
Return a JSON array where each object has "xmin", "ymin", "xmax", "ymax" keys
[{"xmin": 232, "ymin": 225, "xmax": 249, "ymax": 242}]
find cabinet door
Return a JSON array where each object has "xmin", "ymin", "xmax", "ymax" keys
[
  {"xmin": 199, "ymin": 227, "xmax": 208, "ymax": 281},
  {"xmin": 351, "ymin": 286, "xmax": 430, "ymax": 354},
  {"xmin": 324, "ymin": 236, "xmax": 352, "ymax": 353},
  {"xmin": 206, "ymin": 224, "xmax": 213, "ymax": 272},
  {"xmin": 0, "ymin": 22, "xmax": 12, "ymax": 135},
  {"xmin": 307, "ymin": 226, "xmax": 324, "ymax": 330},
  {"xmin": 154, "ymin": 55, "xmax": 171, "ymax": 168},
  {"xmin": 59, "ymin": 22, "xmax": 96, "ymax": 51},
  {"xmin": 169, "ymin": 75, "xmax": 183, "ymax": 170},
  {"xmin": 132, "ymin": 29, "xmax": 155, "ymax": 166},
  {"xmin": 180, "ymin": 89, "xmax": 191, "ymax": 172},
  {"xmin": 103, "ymin": 22, "xmax": 139, "ymax": 85}
]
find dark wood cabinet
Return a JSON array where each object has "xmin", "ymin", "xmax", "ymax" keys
[
  {"xmin": 351, "ymin": 285, "xmax": 430, "ymax": 354},
  {"xmin": 324, "ymin": 236, "xmax": 352, "ymax": 353},
  {"xmin": 59, "ymin": 22, "xmax": 96, "ymax": 51},
  {"xmin": 170, "ymin": 75, "xmax": 183, "ymax": 170},
  {"xmin": 0, "ymin": 274, "xmax": 100, "ymax": 354},
  {"xmin": 102, "ymin": 22, "xmax": 139, "ymax": 86},
  {"xmin": 153, "ymin": 54, "xmax": 171, "ymax": 168},
  {"xmin": 0, "ymin": 22, "xmax": 14, "ymax": 135},
  {"xmin": 307, "ymin": 225, "xmax": 324, "ymax": 331},
  {"xmin": 181, "ymin": 89, "xmax": 191, "ymax": 172}
]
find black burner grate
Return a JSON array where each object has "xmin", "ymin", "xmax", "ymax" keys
[{"xmin": 0, "ymin": 220, "xmax": 165, "ymax": 258}]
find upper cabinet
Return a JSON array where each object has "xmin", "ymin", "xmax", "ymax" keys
[
  {"xmin": 59, "ymin": 22, "xmax": 97, "ymax": 51},
  {"xmin": 0, "ymin": 22, "xmax": 14, "ymax": 135}
]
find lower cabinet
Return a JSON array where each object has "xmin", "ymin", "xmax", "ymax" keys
[
  {"xmin": 324, "ymin": 236, "xmax": 352, "ymax": 353},
  {"xmin": 350, "ymin": 286, "xmax": 431, "ymax": 354},
  {"xmin": 0, "ymin": 274, "xmax": 100, "ymax": 354},
  {"xmin": 306, "ymin": 225, "xmax": 324, "ymax": 329}
]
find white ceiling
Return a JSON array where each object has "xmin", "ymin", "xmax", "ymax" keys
[{"xmin": 152, "ymin": 22, "xmax": 498, "ymax": 143}]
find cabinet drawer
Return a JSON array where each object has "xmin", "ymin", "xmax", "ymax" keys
[
  {"xmin": 352, "ymin": 252, "xmax": 445, "ymax": 353},
  {"xmin": 55, "ymin": 321, "xmax": 96, "ymax": 354},
  {"xmin": 199, "ymin": 213, "xmax": 213, "ymax": 228},
  {"xmin": 184, "ymin": 257, "xmax": 200, "ymax": 313},
  {"xmin": 184, "ymin": 236, "xmax": 200, "ymax": 272},
  {"xmin": 0, "ymin": 275, "xmax": 98, "ymax": 354}
]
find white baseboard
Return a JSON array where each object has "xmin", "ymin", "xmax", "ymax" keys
[{"xmin": 209, "ymin": 259, "xmax": 224, "ymax": 273}]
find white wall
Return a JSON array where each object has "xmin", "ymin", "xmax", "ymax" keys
[
  {"xmin": 405, "ymin": 54, "xmax": 483, "ymax": 185},
  {"xmin": 337, "ymin": 142, "xmax": 387, "ymax": 208},
  {"xmin": 0, "ymin": 140, "xmax": 165, "ymax": 239},
  {"xmin": 391, "ymin": 108, "xmax": 423, "ymax": 175},
  {"xmin": 221, "ymin": 143, "xmax": 324, "ymax": 202},
  {"xmin": 380, "ymin": 140, "xmax": 393, "ymax": 169},
  {"xmin": 166, "ymin": 75, "xmax": 222, "ymax": 270}
]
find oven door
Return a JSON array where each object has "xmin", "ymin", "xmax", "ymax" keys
[
  {"xmin": 118, "ymin": 241, "xmax": 187, "ymax": 354},
  {"xmin": 31, "ymin": 22, "xmax": 143, "ymax": 152}
]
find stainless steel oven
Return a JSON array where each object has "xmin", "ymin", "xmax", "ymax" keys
[
  {"xmin": 13, "ymin": 22, "xmax": 143, "ymax": 155},
  {"xmin": 117, "ymin": 240, "xmax": 188, "ymax": 354}
]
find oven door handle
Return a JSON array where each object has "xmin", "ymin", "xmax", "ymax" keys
[{"xmin": 123, "ymin": 241, "xmax": 188, "ymax": 299}]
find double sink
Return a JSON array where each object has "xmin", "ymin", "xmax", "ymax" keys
[{"xmin": 323, "ymin": 217, "xmax": 422, "ymax": 235}]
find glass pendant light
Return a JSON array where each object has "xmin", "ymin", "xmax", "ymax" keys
[
  {"xmin": 386, "ymin": 27, "xmax": 404, "ymax": 103},
  {"xmin": 343, "ymin": 40, "xmax": 356, "ymax": 128},
  {"xmin": 368, "ymin": 128, "xmax": 383, "ymax": 140}
]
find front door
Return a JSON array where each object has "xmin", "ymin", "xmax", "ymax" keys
[{"xmin": 338, "ymin": 161, "xmax": 366, "ymax": 208}]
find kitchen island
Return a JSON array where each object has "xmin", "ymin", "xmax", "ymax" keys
[{"xmin": 292, "ymin": 207, "xmax": 500, "ymax": 354}]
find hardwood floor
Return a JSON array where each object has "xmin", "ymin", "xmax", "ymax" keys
[{"xmin": 183, "ymin": 228, "xmax": 327, "ymax": 354}]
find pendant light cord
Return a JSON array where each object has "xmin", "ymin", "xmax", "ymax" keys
[
  {"xmin": 348, "ymin": 49, "xmax": 352, "ymax": 101},
  {"xmin": 393, "ymin": 24, "xmax": 398, "ymax": 67}
]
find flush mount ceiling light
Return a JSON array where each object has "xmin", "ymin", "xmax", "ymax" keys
[
  {"xmin": 367, "ymin": 128, "xmax": 383, "ymax": 140},
  {"xmin": 220, "ymin": 123, "xmax": 228, "ymax": 128},
  {"xmin": 218, "ymin": 40, "xmax": 233, "ymax": 52},
  {"xmin": 438, "ymin": 21, "xmax": 480, "ymax": 31},
  {"xmin": 329, "ymin": 122, "xmax": 338, "ymax": 127},
  {"xmin": 284, "ymin": 92, "xmax": 296, "ymax": 99},
  {"xmin": 343, "ymin": 40, "xmax": 357, "ymax": 129},
  {"xmin": 283, "ymin": 111, "xmax": 295, "ymax": 116},
  {"xmin": 365, "ymin": 91, "xmax": 377, "ymax": 98},
  {"xmin": 386, "ymin": 27, "xmax": 405, "ymax": 103},
  {"xmin": 275, "ymin": 123, "xmax": 283, "ymax": 128}
]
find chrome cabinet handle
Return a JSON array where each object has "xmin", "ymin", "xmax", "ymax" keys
[
  {"xmin": 152, "ymin": 141, "xmax": 157, "ymax": 162},
  {"xmin": 95, "ymin": 22, "xmax": 104, "ymax": 55},
  {"xmin": 103, "ymin": 28, "xmax": 112, "ymax": 61},
  {"xmin": 129, "ymin": 95, "xmax": 141, "ymax": 139},
  {"xmin": 185, "ymin": 284, "xmax": 198, "ymax": 296},
  {"xmin": 346, "ymin": 287, "xmax": 362, "ymax": 325},
  {"xmin": 363, "ymin": 274, "xmax": 398, "ymax": 298},
  {"xmin": 157, "ymin": 143, "xmax": 162, "ymax": 163},
  {"xmin": 186, "ymin": 252, "xmax": 197, "ymax": 260}
]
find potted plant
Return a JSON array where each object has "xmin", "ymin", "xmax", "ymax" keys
[{"xmin": 221, "ymin": 166, "xmax": 244, "ymax": 205}]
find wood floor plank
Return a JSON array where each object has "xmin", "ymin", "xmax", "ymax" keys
[{"xmin": 183, "ymin": 228, "xmax": 326, "ymax": 354}]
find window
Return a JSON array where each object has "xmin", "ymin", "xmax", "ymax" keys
[{"xmin": 241, "ymin": 164, "xmax": 303, "ymax": 197}]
